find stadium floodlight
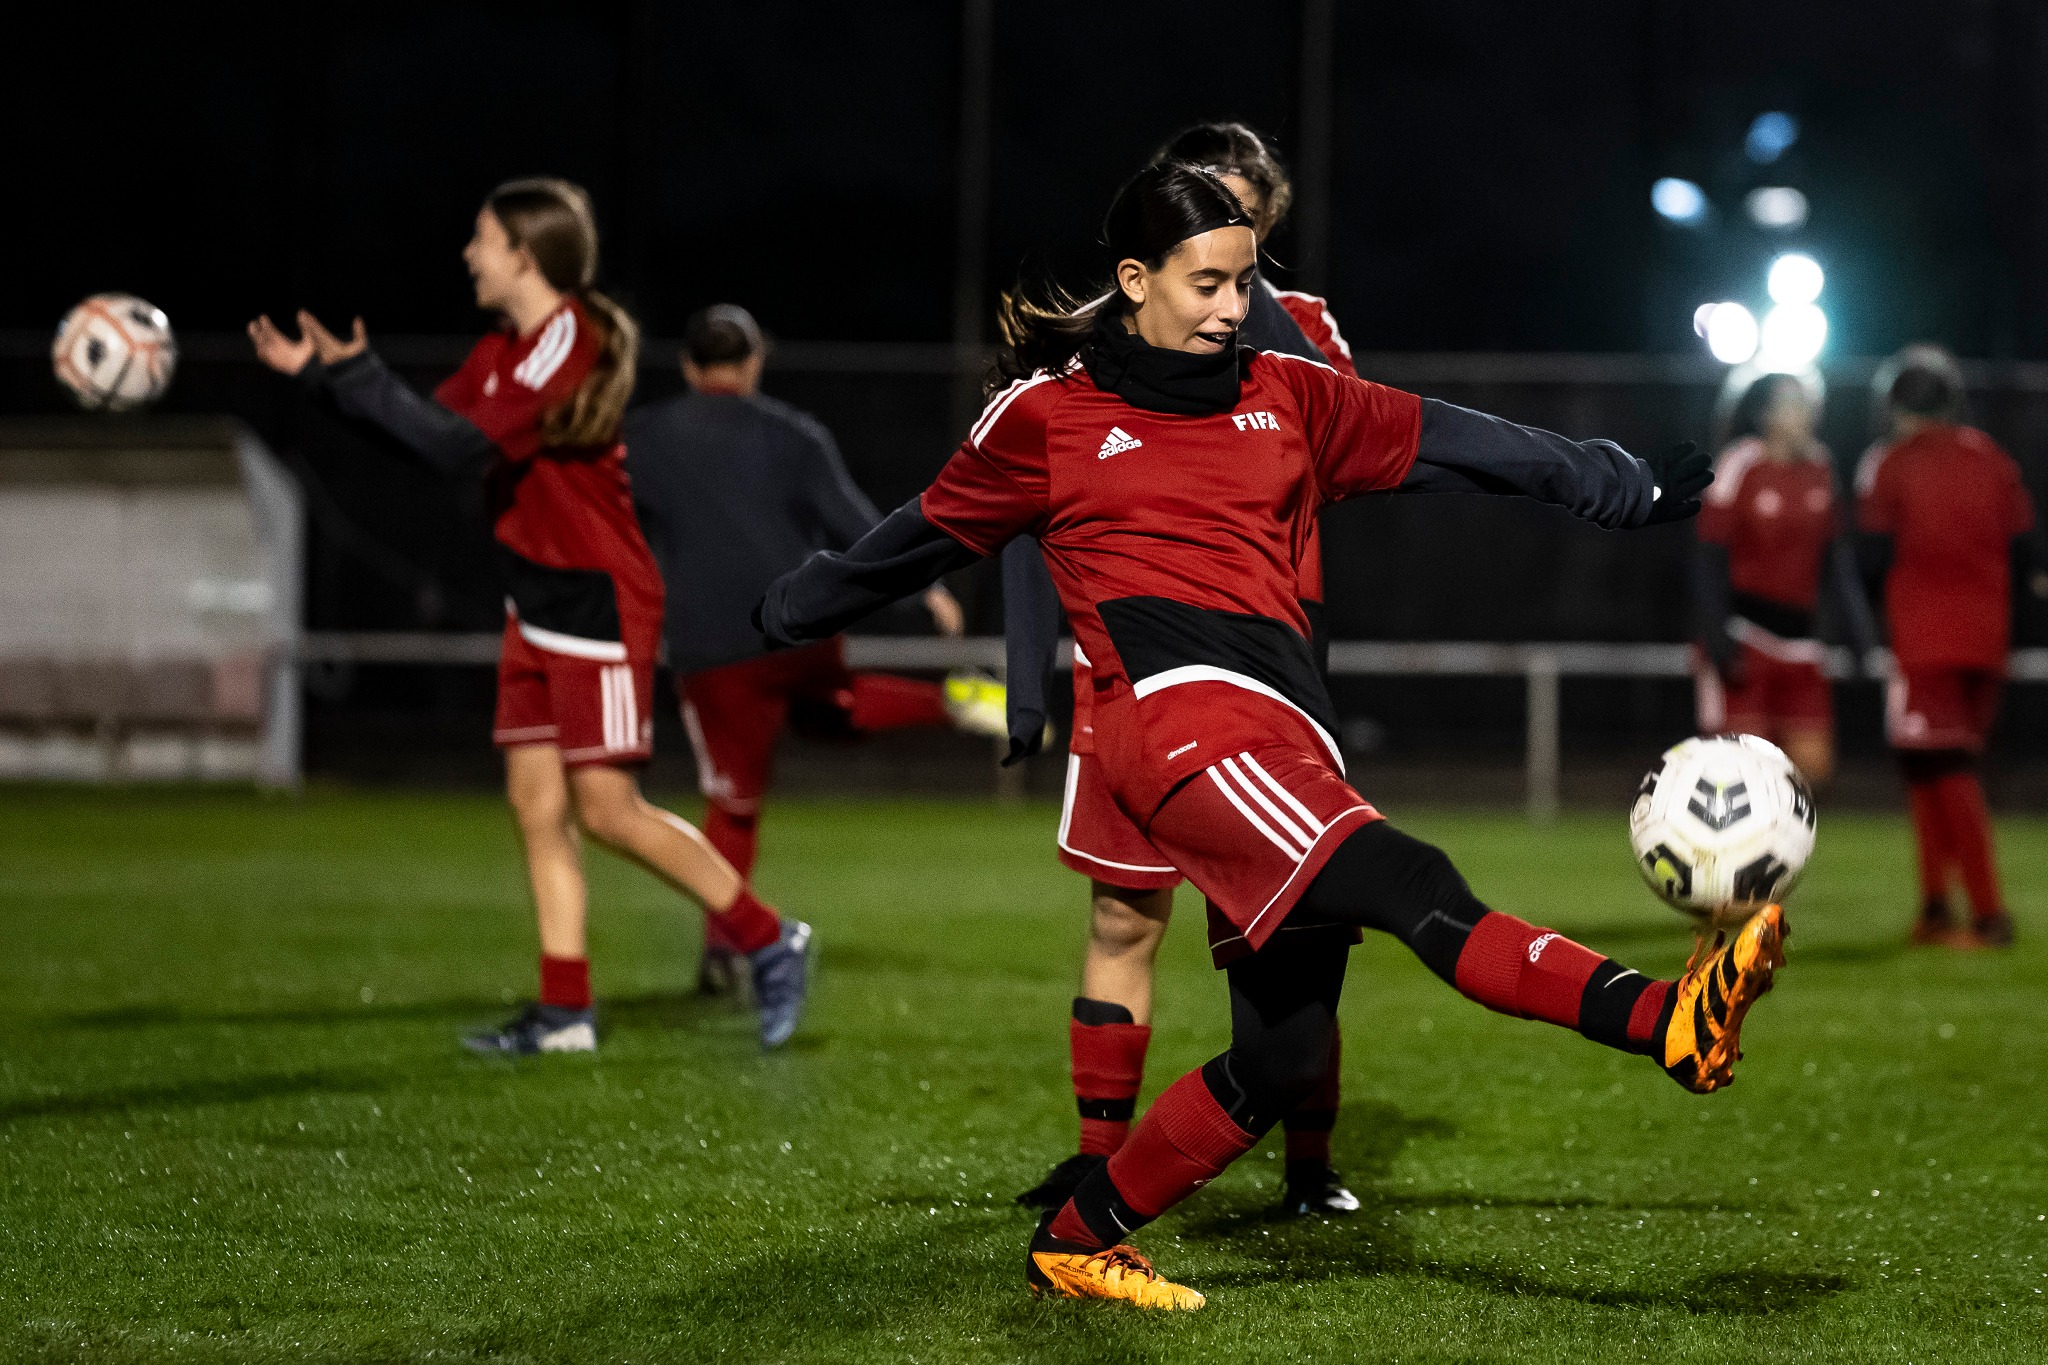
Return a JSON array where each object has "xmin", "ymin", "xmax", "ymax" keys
[
  {"xmin": 1767, "ymin": 252, "xmax": 1824, "ymax": 305},
  {"xmin": 1702, "ymin": 302, "xmax": 1760, "ymax": 365},
  {"xmin": 1746, "ymin": 187, "xmax": 1809, "ymax": 230},
  {"xmin": 1651, "ymin": 177, "xmax": 1708, "ymax": 225},
  {"xmin": 1745, "ymin": 112, "xmax": 1800, "ymax": 164},
  {"xmin": 1759, "ymin": 302, "xmax": 1828, "ymax": 371}
]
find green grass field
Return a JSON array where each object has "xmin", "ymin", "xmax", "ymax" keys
[{"xmin": 3, "ymin": 787, "xmax": 2047, "ymax": 1363}]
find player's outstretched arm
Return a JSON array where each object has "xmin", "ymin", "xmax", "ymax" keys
[
  {"xmin": 1399, "ymin": 399, "xmax": 1710, "ymax": 529},
  {"xmin": 757, "ymin": 500, "xmax": 982, "ymax": 649},
  {"xmin": 255, "ymin": 310, "xmax": 493, "ymax": 477},
  {"xmin": 306, "ymin": 349, "xmax": 496, "ymax": 477}
]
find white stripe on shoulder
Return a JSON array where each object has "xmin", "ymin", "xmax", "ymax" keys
[
  {"xmin": 1705, "ymin": 438, "xmax": 1763, "ymax": 507},
  {"xmin": 513, "ymin": 310, "xmax": 577, "ymax": 390},
  {"xmin": 1251, "ymin": 347, "xmax": 1335, "ymax": 373},
  {"xmin": 1268, "ymin": 288, "xmax": 1351, "ymax": 355},
  {"xmin": 1855, "ymin": 441, "xmax": 1893, "ymax": 496},
  {"xmin": 969, "ymin": 370, "xmax": 1055, "ymax": 449}
]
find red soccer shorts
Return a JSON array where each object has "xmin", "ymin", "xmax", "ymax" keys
[
  {"xmin": 1887, "ymin": 666, "xmax": 2004, "ymax": 753},
  {"xmin": 1140, "ymin": 741, "xmax": 1381, "ymax": 964},
  {"xmin": 1056, "ymin": 753, "xmax": 1183, "ymax": 890},
  {"xmin": 1694, "ymin": 641, "xmax": 1833, "ymax": 739},
  {"xmin": 493, "ymin": 616, "xmax": 653, "ymax": 767},
  {"xmin": 680, "ymin": 638, "xmax": 868, "ymax": 812}
]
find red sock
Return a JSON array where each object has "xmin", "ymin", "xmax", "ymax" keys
[
  {"xmin": 1282, "ymin": 1025, "xmax": 1340, "ymax": 1165},
  {"xmin": 846, "ymin": 674, "xmax": 949, "ymax": 732},
  {"xmin": 710, "ymin": 886, "xmax": 782, "ymax": 955},
  {"xmin": 1071, "ymin": 1012, "xmax": 1151, "ymax": 1156},
  {"xmin": 1933, "ymin": 773, "xmax": 2003, "ymax": 919},
  {"xmin": 1050, "ymin": 1068, "xmax": 1258, "ymax": 1247},
  {"xmin": 703, "ymin": 804, "xmax": 760, "ymax": 882},
  {"xmin": 1455, "ymin": 911, "xmax": 1665, "ymax": 1053},
  {"xmin": 1456, "ymin": 912, "xmax": 1604, "ymax": 1026},
  {"xmin": 539, "ymin": 954, "xmax": 591, "ymax": 1010},
  {"xmin": 1906, "ymin": 779, "xmax": 1952, "ymax": 908}
]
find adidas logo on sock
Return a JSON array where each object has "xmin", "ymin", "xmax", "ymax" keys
[{"xmin": 1097, "ymin": 426, "xmax": 1143, "ymax": 460}]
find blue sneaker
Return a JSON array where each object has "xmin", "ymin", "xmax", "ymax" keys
[
  {"xmin": 461, "ymin": 1003, "xmax": 596, "ymax": 1055},
  {"xmin": 750, "ymin": 919, "xmax": 813, "ymax": 1050}
]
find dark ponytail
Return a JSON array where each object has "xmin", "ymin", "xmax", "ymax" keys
[
  {"xmin": 989, "ymin": 163, "xmax": 1252, "ymax": 394},
  {"xmin": 484, "ymin": 177, "xmax": 640, "ymax": 446}
]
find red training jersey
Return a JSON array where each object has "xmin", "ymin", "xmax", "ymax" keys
[
  {"xmin": 925, "ymin": 353, "xmax": 1420, "ymax": 810},
  {"xmin": 1856, "ymin": 424, "xmax": 2034, "ymax": 670},
  {"xmin": 1269, "ymin": 288, "xmax": 1358, "ymax": 378},
  {"xmin": 1695, "ymin": 437, "xmax": 1840, "ymax": 614},
  {"xmin": 434, "ymin": 297, "xmax": 664, "ymax": 649}
]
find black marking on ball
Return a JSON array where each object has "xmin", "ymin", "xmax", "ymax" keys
[
  {"xmin": 1635, "ymin": 754, "xmax": 1669, "ymax": 803},
  {"xmin": 1788, "ymin": 771, "xmax": 1816, "ymax": 830},
  {"xmin": 1642, "ymin": 843, "xmax": 1693, "ymax": 899},
  {"xmin": 1688, "ymin": 778, "xmax": 1751, "ymax": 832},
  {"xmin": 1732, "ymin": 852, "xmax": 1792, "ymax": 903}
]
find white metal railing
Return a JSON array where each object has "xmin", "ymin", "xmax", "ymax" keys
[{"xmin": 296, "ymin": 633, "xmax": 2048, "ymax": 819}]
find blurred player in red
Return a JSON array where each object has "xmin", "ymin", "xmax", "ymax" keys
[
  {"xmin": 624, "ymin": 304, "xmax": 1003, "ymax": 991},
  {"xmin": 1692, "ymin": 371, "xmax": 1875, "ymax": 784},
  {"xmin": 1007, "ymin": 123, "xmax": 1363, "ymax": 1221},
  {"xmin": 1858, "ymin": 347, "xmax": 2042, "ymax": 948},
  {"xmin": 249, "ymin": 178, "xmax": 811, "ymax": 1050}
]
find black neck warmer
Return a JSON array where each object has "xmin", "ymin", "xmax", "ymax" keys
[{"xmin": 1081, "ymin": 307, "xmax": 1245, "ymax": 416}]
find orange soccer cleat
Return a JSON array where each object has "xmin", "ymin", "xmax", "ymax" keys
[
  {"xmin": 1026, "ymin": 1213, "xmax": 1205, "ymax": 1310},
  {"xmin": 1663, "ymin": 903, "xmax": 1787, "ymax": 1094}
]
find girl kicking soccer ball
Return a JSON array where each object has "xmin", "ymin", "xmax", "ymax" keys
[{"xmin": 762, "ymin": 163, "xmax": 1783, "ymax": 1308}]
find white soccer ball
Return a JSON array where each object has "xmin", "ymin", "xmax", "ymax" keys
[
  {"xmin": 52, "ymin": 293, "xmax": 177, "ymax": 411},
  {"xmin": 1628, "ymin": 734, "xmax": 1816, "ymax": 927}
]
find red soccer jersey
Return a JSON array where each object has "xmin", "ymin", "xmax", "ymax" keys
[
  {"xmin": 1695, "ymin": 437, "xmax": 1839, "ymax": 613},
  {"xmin": 1270, "ymin": 289, "xmax": 1358, "ymax": 378},
  {"xmin": 924, "ymin": 352, "xmax": 1419, "ymax": 809},
  {"xmin": 1857, "ymin": 424, "xmax": 2035, "ymax": 670},
  {"xmin": 434, "ymin": 297, "xmax": 664, "ymax": 647}
]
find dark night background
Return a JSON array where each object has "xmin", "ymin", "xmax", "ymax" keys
[
  {"xmin": 12, "ymin": 0, "xmax": 2048, "ymax": 785},
  {"xmin": 12, "ymin": 1, "xmax": 2048, "ymax": 352}
]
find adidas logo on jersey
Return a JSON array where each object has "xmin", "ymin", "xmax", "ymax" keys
[{"xmin": 1097, "ymin": 426, "xmax": 1143, "ymax": 459}]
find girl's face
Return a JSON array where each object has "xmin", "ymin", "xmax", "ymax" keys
[
  {"xmin": 1761, "ymin": 381, "xmax": 1817, "ymax": 444},
  {"xmin": 463, "ymin": 209, "xmax": 535, "ymax": 312},
  {"xmin": 1117, "ymin": 225, "xmax": 1258, "ymax": 355}
]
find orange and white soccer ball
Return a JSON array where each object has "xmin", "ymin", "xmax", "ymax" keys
[{"xmin": 52, "ymin": 293, "xmax": 177, "ymax": 411}]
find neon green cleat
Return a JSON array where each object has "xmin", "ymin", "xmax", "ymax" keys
[{"xmin": 944, "ymin": 670, "xmax": 1011, "ymax": 740}]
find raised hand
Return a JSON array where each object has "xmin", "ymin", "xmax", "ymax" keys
[
  {"xmin": 247, "ymin": 314, "xmax": 315, "ymax": 376},
  {"xmin": 298, "ymin": 310, "xmax": 369, "ymax": 365},
  {"xmin": 1641, "ymin": 441, "xmax": 1713, "ymax": 525}
]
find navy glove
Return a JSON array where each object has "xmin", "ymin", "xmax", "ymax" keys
[{"xmin": 1642, "ymin": 442, "xmax": 1712, "ymax": 524}]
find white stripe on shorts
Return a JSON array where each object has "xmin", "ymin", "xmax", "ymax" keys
[
  {"xmin": 1218, "ymin": 755, "xmax": 1315, "ymax": 852},
  {"xmin": 599, "ymin": 663, "xmax": 638, "ymax": 752},
  {"xmin": 1206, "ymin": 762, "xmax": 1306, "ymax": 863}
]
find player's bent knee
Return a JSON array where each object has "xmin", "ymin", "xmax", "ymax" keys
[
  {"xmin": 1089, "ymin": 888, "xmax": 1171, "ymax": 953},
  {"xmin": 1202, "ymin": 1020, "xmax": 1335, "ymax": 1134},
  {"xmin": 506, "ymin": 779, "xmax": 571, "ymax": 837},
  {"xmin": 566, "ymin": 778, "xmax": 646, "ymax": 850},
  {"xmin": 1296, "ymin": 822, "xmax": 1485, "ymax": 981}
]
